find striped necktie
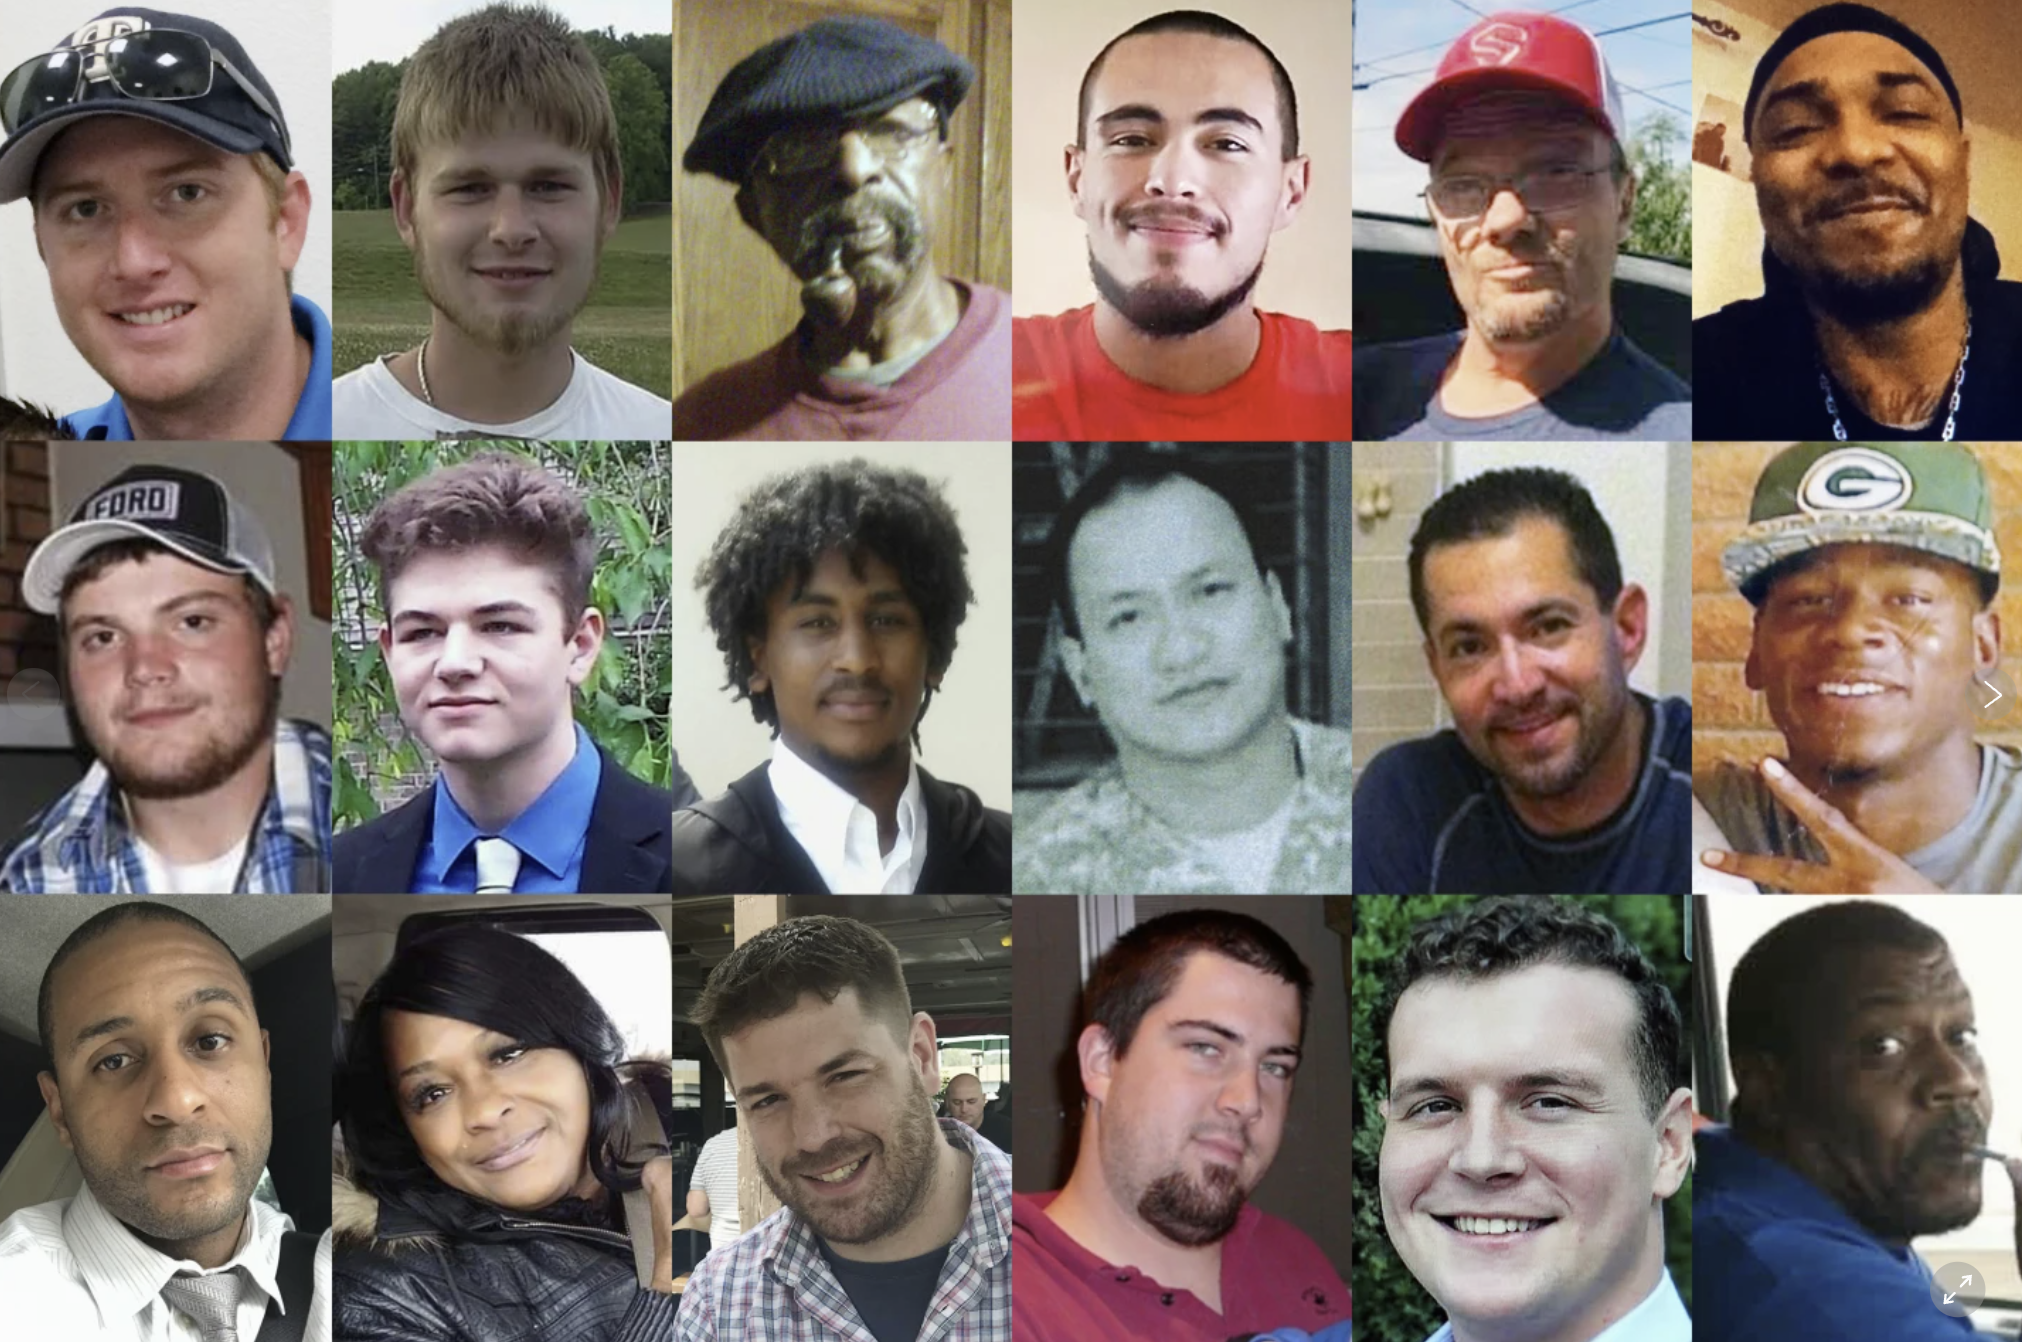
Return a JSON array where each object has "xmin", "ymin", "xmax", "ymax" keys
[
  {"xmin": 160, "ymin": 1268, "xmax": 247, "ymax": 1341},
  {"xmin": 475, "ymin": 837, "xmax": 522, "ymax": 894}
]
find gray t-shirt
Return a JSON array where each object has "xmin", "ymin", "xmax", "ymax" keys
[
  {"xmin": 1353, "ymin": 329, "xmax": 1692, "ymax": 440},
  {"xmin": 1695, "ymin": 746, "xmax": 2022, "ymax": 893}
]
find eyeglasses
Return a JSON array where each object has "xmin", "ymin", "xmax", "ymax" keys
[
  {"xmin": 0, "ymin": 28, "xmax": 290, "ymax": 158},
  {"xmin": 754, "ymin": 112, "xmax": 939, "ymax": 180},
  {"xmin": 1422, "ymin": 164, "xmax": 1610, "ymax": 221}
]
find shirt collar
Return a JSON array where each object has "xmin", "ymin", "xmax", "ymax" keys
[
  {"xmin": 424, "ymin": 722, "xmax": 600, "ymax": 882},
  {"xmin": 768, "ymin": 736, "xmax": 924, "ymax": 856},
  {"xmin": 1422, "ymin": 1272, "xmax": 1686, "ymax": 1342},
  {"xmin": 64, "ymin": 1180, "xmax": 288, "ymax": 1329}
]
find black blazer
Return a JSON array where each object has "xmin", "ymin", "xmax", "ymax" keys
[
  {"xmin": 669, "ymin": 761, "xmax": 1011, "ymax": 894},
  {"xmin": 332, "ymin": 745, "xmax": 689, "ymax": 894}
]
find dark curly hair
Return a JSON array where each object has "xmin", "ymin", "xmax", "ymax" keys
[
  {"xmin": 341, "ymin": 925, "xmax": 668, "ymax": 1239},
  {"xmin": 1371, "ymin": 898, "xmax": 1684, "ymax": 1121},
  {"xmin": 694, "ymin": 459, "xmax": 973, "ymax": 744}
]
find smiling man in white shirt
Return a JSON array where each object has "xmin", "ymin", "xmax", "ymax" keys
[
  {"xmin": 672, "ymin": 458, "xmax": 1010, "ymax": 894},
  {"xmin": 1375, "ymin": 897, "xmax": 1692, "ymax": 1342},
  {"xmin": 0, "ymin": 900, "xmax": 328, "ymax": 1340}
]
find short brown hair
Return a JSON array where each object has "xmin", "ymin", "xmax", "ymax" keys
[
  {"xmin": 392, "ymin": 3, "xmax": 623, "ymax": 208},
  {"xmin": 691, "ymin": 916, "xmax": 914, "ymax": 1082},
  {"xmin": 1084, "ymin": 909, "xmax": 1312, "ymax": 1059},
  {"xmin": 360, "ymin": 452, "xmax": 597, "ymax": 631},
  {"xmin": 57, "ymin": 537, "xmax": 278, "ymax": 632}
]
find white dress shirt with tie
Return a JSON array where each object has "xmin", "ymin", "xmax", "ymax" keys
[
  {"xmin": 0, "ymin": 1180, "xmax": 330, "ymax": 1341},
  {"xmin": 769, "ymin": 738, "xmax": 929, "ymax": 894}
]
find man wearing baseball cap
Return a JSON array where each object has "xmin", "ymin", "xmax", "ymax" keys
[
  {"xmin": 672, "ymin": 15, "xmax": 1009, "ymax": 440},
  {"xmin": 0, "ymin": 9, "xmax": 330, "ymax": 440},
  {"xmin": 1698, "ymin": 442, "xmax": 2022, "ymax": 893},
  {"xmin": 1354, "ymin": 11, "xmax": 1689, "ymax": 441},
  {"xmin": 0, "ymin": 463, "xmax": 332, "ymax": 893},
  {"xmin": 1695, "ymin": 4, "xmax": 2022, "ymax": 440}
]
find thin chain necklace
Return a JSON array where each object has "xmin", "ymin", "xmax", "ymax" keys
[
  {"xmin": 1819, "ymin": 306, "xmax": 1971, "ymax": 441},
  {"xmin": 416, "ymin": 337, "xmax": 434, "ymax": 406}
]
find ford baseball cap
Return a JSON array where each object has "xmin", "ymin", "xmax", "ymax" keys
[
  {"xmin": 1723, "ymin": 443, "xmax": 2001, "ymax": 606},
  {"xmin": 1395, "ymin": 11, "xmax": 1626, "ymax": 162},
  {"xmin": 24, "ymin": 464, "xmax": 277, "ymax": 615},
  {"xmin": 0, "ymin": 9, "xmax": 293, "ymax": 204}
]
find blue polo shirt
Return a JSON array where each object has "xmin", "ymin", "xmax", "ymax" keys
[
  {"xmin": 412, "ymin": 723, "xmax": 603, "ymax": 894},
  {"xmin": 61, "ymin": 293, "xmax": 333, "ymax": 440},
  {"xmin": 1697, "ymin": 1125, "xmax": 1975, "ymax": 1340}
]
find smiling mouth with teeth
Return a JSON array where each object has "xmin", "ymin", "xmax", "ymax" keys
[
  {"xmin": 116, "ymin": 304, "xmax": 194, "ymax": 326},
  {"xmin": 809, "ymin": 1156, "xmax": 866, "ymax": 1183},
  {"xmin": 1441, "ymin": 1215, "xmax": 1553, "ymax": 1236},
  {"xmin": 1816, "ymin": 681, "xmax": 1889, "ymax": 698}
]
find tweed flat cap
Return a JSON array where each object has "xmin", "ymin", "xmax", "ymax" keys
[{"xmin": 684, "ymin": 16, "xmax": 974, "ymax": 183}]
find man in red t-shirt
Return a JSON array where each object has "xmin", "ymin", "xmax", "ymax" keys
[
  {"xmin": 1013, "ymin": 909, "xmax": 1352, "ymax": 1342},
  {"xmin": 1013, "ymin": 11, "xmax": 1351, "ymax": 439}
]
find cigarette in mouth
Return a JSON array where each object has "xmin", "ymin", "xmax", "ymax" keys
[{"xmin": 1969, "ymin": 1145, "xmax": 2013, "ymax": 1163}]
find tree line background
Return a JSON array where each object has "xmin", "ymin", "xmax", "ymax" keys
[{"xmin": 331, "ymin": 26, "xmax": 673, "ymax": 214}]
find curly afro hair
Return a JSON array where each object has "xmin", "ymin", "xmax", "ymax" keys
[{"xmin": 696, "ymin": 459, "xmax": 974, "ymax": 743}]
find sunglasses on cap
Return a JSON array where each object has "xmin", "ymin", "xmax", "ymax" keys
[{"xmin": 0, "ymin": 27, "xmax": 290, "ymax": 158}]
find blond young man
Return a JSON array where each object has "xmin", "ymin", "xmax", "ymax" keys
[{"xmin": 331, "ymin": 3, "xmax": 671, "ymax": 439}]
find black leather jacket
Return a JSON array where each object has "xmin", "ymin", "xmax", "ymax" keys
[{"xmin": 333, "ymin": 1179, "xmax": 677, "ymax": 1342}]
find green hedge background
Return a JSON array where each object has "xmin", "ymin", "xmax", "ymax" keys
[
  {"xmin": 330, "ymin": 440, "xmax": 672, "ymax": 828},
  {"xmin": 1351, "ymin": 895, "xmax": 1693, "ymax": 1342}
]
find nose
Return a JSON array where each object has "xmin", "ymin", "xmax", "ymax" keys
[
  {"xmin": 1449, "ymin": 1104, "xmax": 1527, "ymax": 1182},
  {"xmin": 1820, "ymin": 107, "xmax": 1899, "ymax": 174},
  {"xmin": 1143, "ymin": 138, "xmax": 1203, "ymax": 200},
  {"xmin": 123, "ymin": 630, "xmax": 177, "ymax": 687},
  {"xmin": 434, "ymin": 623, "xmax": 482, "ymax": 680},
  {"xmin": 1476, "ymin": 184, "xmax": 1538, "ymax": 246},
  {"xmin": 1151, "ymin": 610, "xmax": 1209, "ymax": 675},
  {"xmin": 1217, "ymin": 1066, "xmax": 1264, "ymax": 1123},
  {"xmin": 1488, "ymin": 637, "xmax": 1547, "ymax": 703},
  {"xmin": 143, "ymin": 1048, "xmax": 208, "ymax": 1126},
  {"xmin": 1924, "ymin": 1040, "xmax": 1985, "ymax": 1108},
  {"xmin": 459, "ymin": 1071, "xmax": 511, "ymax": 1133},
  {"xmin": 831, "ymin": 615, "xmax": 881, "ymax": 675},
  {"xmin": 109, "ymin": 211, "xmax": 173, "ymax": 285},
  {"xmin": 833, "ymin": 129, "xmax": 883, "ymax": 191},
  {"xmin": 790, "ymin": 1095, "xmax": 845, "ymax": 1156},
  {"xmin": 487, "ymin": 185, "xmax": 538, "ymax": 249},
  {"xmin": 1821, "ymin": 588, "xmax": 1892, "ymax": 650}
]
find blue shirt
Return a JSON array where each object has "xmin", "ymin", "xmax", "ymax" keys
[
  {"xmin": 1697, "ymin": 1126, "xmax": 1973, "ymax": 1341},
  {"xmin": 62, "ymin": 294, "xmax": 333, "ymax": 440},
  {"xmin": 1354, "ymin": 694, "xmax": 1693, "ymax": 893},
  {"xmin": 412, "ymin": 723, "xmax": 603, "ymax": 894},
  {"xmin": 1353, "ymin": 329, "xmax": 1691, "ymax": 441},
  {"xmin": 1422, "ymin": 1273, "xmax": 1685, "ymax": 1342}
]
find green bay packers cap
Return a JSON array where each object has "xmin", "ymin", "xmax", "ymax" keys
[{"xmin": 1723, "ymin": 442, "xmax": 2000, "ymax": 605}]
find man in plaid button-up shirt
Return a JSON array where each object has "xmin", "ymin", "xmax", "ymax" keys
[{"xmin": 679, "ymin": 915, "xmax": 1012, "ymax": 1342}]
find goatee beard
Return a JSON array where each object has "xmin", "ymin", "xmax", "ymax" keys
[
  {"xmin": 1090, "ymin": 250, "xmax": 1263, "ymax": 338},
  {"xmin": 1138, "ymin": 1162, "xmax": 1245, "ymax": 1246},
  {"xmin": 1785, "ymin": 248, "xmax": 1956, "ymax": 326}
]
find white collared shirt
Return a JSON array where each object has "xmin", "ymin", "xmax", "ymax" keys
[
  {"xmin": 0, "ymin": 1181, "xmax": 331, "ymax": 1341},
  {"xmin": 769, "ymin": 738, "xmax": 929, "ymax": 894},
  {"xmin": 1423, "ymin": 1271, "xmax": 1689, "ymax": 1342}
]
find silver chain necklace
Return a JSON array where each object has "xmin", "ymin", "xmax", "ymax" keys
[
  {"xmin": 416, "ymin": 337, "xmax": 434, "ymax": 406},
  {"xmin": 1819, "ymin": 307, "xmax": 1970, "ymax": 441}
]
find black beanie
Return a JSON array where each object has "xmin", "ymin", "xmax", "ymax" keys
[{"xmin": 1743, "ymin": 2, "xmax": 1962, "ymax": 144}]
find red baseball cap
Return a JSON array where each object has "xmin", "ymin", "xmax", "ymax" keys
[{"xmin": 1394, "ymin": 11, "xmax": 1626, "ymax": 162}]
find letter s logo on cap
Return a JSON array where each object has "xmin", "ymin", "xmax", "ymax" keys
[
  {"xmin": 1797, "ymin": 447, "xmax": 1911, "ymax": 514},
  {"xmin": 1468, "ymin": 23, "xmax": 1530, "ymax": 67}
]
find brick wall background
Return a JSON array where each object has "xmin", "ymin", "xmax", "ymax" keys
[
  {"xmin": 1693, "ymin": 442, "xmax": 2022, "ymax": 776},
  {"xmin": 0, "ymin": 442, "xmax": 55, "ymax": 686}
]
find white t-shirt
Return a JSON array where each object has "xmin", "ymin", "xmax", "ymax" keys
[
  {"xmin": 332, "ymin": 352, "xmax": 673, "ymax": 439},
  {"xmin": 1190, "ymin": 790, "xmax": 1297, "ymax": 893},
  {"xmin": 134, "ymin": 832, "xmax": 250, "ymax": 895}
]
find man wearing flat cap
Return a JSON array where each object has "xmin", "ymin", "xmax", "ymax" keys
[
  {"xmin": 1354, "ymin": 10, "xmax": 1690, "ymax": 442},
  {"xmin": 673, "ymin": 16, "xmax": 1010, "ymax": 441},
  {"xmin": 0, "ymin": 8, "xmax": 330, "ymax": 440},
  {"xmin": 1695, "ymin": 3, "xmax": 2022, "ymax": 438},
  {"xmin": 1697, "ymin": 442, "xmax": 2022, "ymax": 893}
]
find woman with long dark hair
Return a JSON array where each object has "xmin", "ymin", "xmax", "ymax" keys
[{"xmin": 333, "ymin": 925, "xmax": 676, "ymax": 1340}]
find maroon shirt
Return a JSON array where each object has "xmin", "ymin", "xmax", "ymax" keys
[
  {"xmin": 671, "ymin": 280, "xmax": 1011, "ymax": 441},
  {"xmin": 1012, "ymin": 1191, "xmax": 1351, "ymax": 1342}
]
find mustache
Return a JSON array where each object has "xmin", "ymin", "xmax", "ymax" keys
[
  {"xmin": 1808, "ymin": 178, "xmax": 1929, "ymax": 224},
  {"xmin": 792, "ymin": 192, "xmax": 921, "ymax": 272},
  {"xmin": 1910, "ymin": 1110, "xmax": 1988, "ymax": 1162},
  {"xmin": 1487, "ymin": 692, "xmax": 1577, "ymax": 732},
  {"xmin": 1119, "ymin": 201, "xmax": 1225, "ymax": 238}
]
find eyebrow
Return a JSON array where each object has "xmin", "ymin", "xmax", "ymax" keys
[
  {"xmin": 1389, "ymin": 1070, "xmax": 1608, "ymax": 1102},
  {"xmin": 70, "ymin": 986, "xmax": 249, "ymax": 1057},
  {"xmin": 1759, "ymin": 70, "xmax": 1939, "ymax": 123},
  {"xmin": 42, "ymin": 155, "xmax": 229, "ymax": 200},
  {"xmin": 1435, "ymin": 598, "xmax": 1581, "ymax": 641},
  {"xmin": 735, "ymin": 1047, "xmax": 880, "ymax": 1102},
  {"xmin": 1095, "ymin": 104, "xmax": 1267, "ymax": 137},
  {"xmin": 70, "ymin": 588, "xmax": 240, "ymax": 631},
  {"xmin": 395, "ymin": 1027, "xmax": 513, "ymax": 1082},
  {"xmin": 391, "ymin": 599, "xmax": 541, "ymax": 626},
  {"xmin": 1168, "ymin": 1018, "xmax": 1302, "ymax": 1060},
  {"xmin": 1095, "ymin": 563, "xmax": 1230, "ymax": 607}
]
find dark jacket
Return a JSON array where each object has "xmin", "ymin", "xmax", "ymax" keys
[
  {"xmin": 333, "ymin": 1076, "xmax": 676, "ymax": 1342},
  {"xmin": 669, "ymin": 761, "xmax": 1012, "ymax": 893},
  {"xmin": 332, "ymin": 745, "xmax": 690, "ymax": 894},
  {"xmin": 1694, "ymin": 217, "xmax": 2022, "ymax": 438}
]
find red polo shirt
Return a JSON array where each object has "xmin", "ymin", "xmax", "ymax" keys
[
  {"xmin": 1011, "ymin": 1191, "xmax": 1351, "ymax": 1342},
  {"xmin": 1012, "ymin": 306, "xmax": 1353, "ymax": 440}
]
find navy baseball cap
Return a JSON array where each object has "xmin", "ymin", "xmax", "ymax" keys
[{"xmin": 0, "ymin": 9, "xmax": 293, "ymax": 204}]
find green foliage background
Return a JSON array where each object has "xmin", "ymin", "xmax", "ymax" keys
[
  {"xmin": 1626, "ymin": 112, "xmax": 1691, "ymax": 263},
  {"xmin": 1351, "ymin": 896, "xmax": 1693, "ymax": 1342},
  {"xmin": 330, "ymin": 440, "xmax": 672, "ymax": 829}
]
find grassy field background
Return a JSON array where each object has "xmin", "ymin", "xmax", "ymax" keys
[{"xmin": 331, "ymin": 208, "xmax": 672, "ymax": 398}]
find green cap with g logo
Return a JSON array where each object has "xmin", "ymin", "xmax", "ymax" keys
[{"xmin": 1723, "ymin": 442, "xmax": 2000, "ymax": 605}]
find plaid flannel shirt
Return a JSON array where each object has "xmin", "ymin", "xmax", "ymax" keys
[
  {"xmin": 675, "ymin": 1119, "xmax": 1012, "ymax": 1342},
  {"xmin": 0, "ymin": 718, "xmax": 332, "ymax": 893}
]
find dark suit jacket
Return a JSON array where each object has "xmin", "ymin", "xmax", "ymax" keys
[
  {"xmin": 332, "ymin": 745, "xmax": 690, "ymax": 893},
  {"xmin": 669, "ymin": 761, "xmax": 1011, "ymax": 894}
]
